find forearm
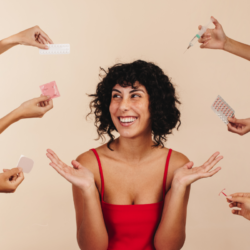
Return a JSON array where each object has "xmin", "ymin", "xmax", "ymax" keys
[
  {"xmin": 154, "ymin": 185, "xmax": 189, "ymax": 250},
  {"xmin": 74, "ymin": 187, "xmax": 108, "ymax": 250},
  {"xmin": 0, "ymin": 108, "xmax": 21, "ymax": 134},
  {"xmin": 224, "ymin": 37, "xmax": 250, "ymax": 61},
  {"xmin": 0, "ymin": 34, "xmax": 19, "ymax": 55}
]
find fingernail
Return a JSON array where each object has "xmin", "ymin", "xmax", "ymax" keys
[
  {"xmin": 18, "ymin": 167, "xmax": 22, "ymax": 171},
  {"xmin": 227, "ymin": 196, "xmax": 232, "ymax": 199},
  {"xmin": 46, "ymin": 96, "xmax": 50, "ymax": 98},
  {"xmin": 45, "ymin": 46, "xmax": 49, "ymax": 49}
]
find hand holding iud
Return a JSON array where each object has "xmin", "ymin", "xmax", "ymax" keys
[{"xmin": 40, "ymin": 81, "xmax": 60, "ymax": 100}]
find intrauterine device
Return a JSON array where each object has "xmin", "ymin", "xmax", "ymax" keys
[
  {"xmin": 211, "ymin": 95, "xmax": 235, "ymax": 124},
  {"xmin": 219, "ymin": 188, "xmax": 227, "ymax": 197},
  {"xmin": 40, "ymin": 81, "xmax": 60, "ymax": 99},
  {"xmin": 186, "ymin": 18, "xmax": 212, "ymax": 51},
  {"xmin": 17, "ymin": 155, "xmax": 34, "ymax": 173},
  {"xmin": 39, "ymin": 44, "xmax": 70, "ymax": 55}
]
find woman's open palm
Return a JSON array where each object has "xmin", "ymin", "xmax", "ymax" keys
[
  {"xmin": 173, "ymin": 152, "xmax": 223, "ymax": 187},
  {"xmin": 46, "ymin": 149, "xmax": 95, "ymax": 191}
]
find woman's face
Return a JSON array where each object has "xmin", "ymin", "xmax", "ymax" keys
[{"xmin": 109, "ymin": 81, "xmax": 151, "ymax": 138}]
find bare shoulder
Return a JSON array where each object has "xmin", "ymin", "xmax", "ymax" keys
[
  {"xmin": 169, "ymin": 149, "xmax": 190, "ymax": 171},
  {"xmin": 76, "ymin": 149, "xmax": 99, "ymax": 175},
  {"xmin": 75, "ymin": 144, "xmax": 108, "ymax": 177}
]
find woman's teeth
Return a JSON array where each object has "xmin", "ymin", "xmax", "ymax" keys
[{"xmin": 119, "ymin": 117, "xmax": 137, "ymax": 123}]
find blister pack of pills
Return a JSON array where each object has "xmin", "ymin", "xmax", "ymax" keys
[
  {"xmin": 39, "ymin": 44, "xmax": 70, "ymax": 55},
  {"xmin": 40, "ymin": 81, "xmax": 60, "ymax": 99},
  {"xmin": 211, "ymin": 95, "xmax": 235, "ymax": 124}
]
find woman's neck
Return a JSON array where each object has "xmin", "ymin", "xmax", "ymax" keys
[{"xmin": 112, "ymin": 133, "xmax": 157, "ymax": 164}]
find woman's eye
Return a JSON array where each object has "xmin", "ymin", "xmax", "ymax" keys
[
  {"xmin": 112, "ymin": 94, "xmax": 121, "ymax": 98},
  {"xmin": 131, "ymin": 94, "xmax": 140, "ymax": 98}
]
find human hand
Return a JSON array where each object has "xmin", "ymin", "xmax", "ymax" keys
[
  {"xmin": 0, "ymin": 168, "xmax": 24, "ymax": 193},
  {"xmin": 227, "ymin": 117, "xmax": 250, "ymax": 136},
  {"xmin": 46, "ymin": 149, "xmax": 95, "ymax": 192},
  {"xmin": 16, "ymin": 95, "xmax": 53, "ymax": 119},
  {"xmin": 172, "ymin": 152, "xmax": 223, "ymax": 188},
  {"xmin": 198, "ymin": 16, "xmax": 228, "ymax": 50},
  {"xmin": 13, "ymin": 26, "xmax": 53, "ymax": 49},
  {"xmin": 227, "ymin": 193, "xmax": 250, "ymax": 220}
]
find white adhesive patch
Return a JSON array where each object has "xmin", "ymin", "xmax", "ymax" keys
[
  {"xmin": 17, "ymin": 155, "xmax": 34, "ymax": 173},
  {"xmin": 211, "ymin": 95, "xmax": 235, "ymax": 124},
  {"xmin": 39, "ymin": 44, "xmax": 70, "ymax": 55}
]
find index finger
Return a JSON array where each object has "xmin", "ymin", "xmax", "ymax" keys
[{"xmin": 39, "ymin": 30, "xmax": 53, "ymax": 44}]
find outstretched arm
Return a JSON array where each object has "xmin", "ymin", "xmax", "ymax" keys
[
  {"xmin": 46, "ymin": 149, "xmax": 108, "ymax": 250},
  {"xmin": 0, "ymin": 95, "xmax": 53, "ymax": 134},
  {"xmin": 154, "ymin": 152, "xmax": 223, "ymax": 250},
  {"xmin": 198, "ymin": 16, "xmax": 250, "ymax": 61},
  {"xmin": 0, "ymin": 26, "xmax": 53, "ymax": 55}
]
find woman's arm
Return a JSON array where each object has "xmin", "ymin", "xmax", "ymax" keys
[
  {"xmin": 198, "ymin": 16, "xmax": 250, "ymax": 61},
  {"xmin": 46, "ymin": 150, "xmax": 108, "ymax": 250},
  {"xmin": 0, "ymin": 26, "xmax": 53, "ymax": 55},
  {"xmin": 0, "ymin": 95, "xmax": 53, "ymax": 134},
  {"xmin": 154, "ymin": 152, "xmax": 223, "ymax": 250}
]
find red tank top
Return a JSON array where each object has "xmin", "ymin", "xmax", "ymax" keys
[{"xmin": 91, "ymin": 148, "xmax": 172, "ymax": 250}]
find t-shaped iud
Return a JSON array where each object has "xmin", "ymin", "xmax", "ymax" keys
[{"xmin": 219, "ymin": 188, "xmax": 227, "ymax": 197}]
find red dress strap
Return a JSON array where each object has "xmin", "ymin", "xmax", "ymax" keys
[
  {"xmin": 91, "ymin": 149, "xmax": 104, "ymax": 200},
  {"xmin": 162, "ymin": 149, "xmax": 172, "ymax": 200}
]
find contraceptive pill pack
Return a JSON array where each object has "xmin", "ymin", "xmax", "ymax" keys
[
  {"xmin": 211, "ymin": 95, "xmax": 235, "ymax": 124},
  {"xmin": 40, "ymin": 81, "xmax": 60, "ymax": 99},
  {"xmin": 39, "ymin": 44, "xmax": 70, "ymax": 55}
]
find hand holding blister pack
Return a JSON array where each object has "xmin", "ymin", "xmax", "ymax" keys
[
  {"xmin": 17, "ymin": 155, "xmax": 34, "ymax": 173},
  {"xmin": 39, "ymin": 44, "xmax": 70, "ymax": 55},
  {"xmin": 211, "ymin": 95, "xmax": 235, "ymax": 124},
  {"xmin": 40, "ymin": 81, "xmax": 60, "ymax": 99}
]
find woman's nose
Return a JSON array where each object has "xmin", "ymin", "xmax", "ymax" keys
[{"xmin": 119, "ymin": 98, "xmax": 130, "ymax": 112}]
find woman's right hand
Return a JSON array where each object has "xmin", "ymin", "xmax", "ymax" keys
[
  {"xmin": 198, "ymin": 16, "xmax": 228, "ymax": 50},
  {"xmin": 46, "ymin": 149, "xmax": 95, "ymax": 192}
]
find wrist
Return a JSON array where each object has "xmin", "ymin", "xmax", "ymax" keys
[
  {"xmin": 171, "ymin": 178, "xmax": 188, "ymax": 192},
  {"xmin": 80, "ymin": 183, "xmax": 96, "ymax": 198},
  {"xmin": 223, "ymin": 36, "xmax": 231, "ymax": 51},
  {"xmin": 11, "ymin": 107, "xmax": 23, "ymax": 121},
  {"xmin": 4, "ymin": 34, "xmax": 20, "ymax": 46}
]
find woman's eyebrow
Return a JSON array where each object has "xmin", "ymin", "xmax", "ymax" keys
[
  {"xmin": 112, "ymin": 89, "xmax": 121, "ymax": 93},
  {"xmin": 130, "ymin": 89, "xmax": 145, "ymax": 93}
]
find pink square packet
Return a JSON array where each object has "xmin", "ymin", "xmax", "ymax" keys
[{"xmin": 40, "ymin": 81, "xmax": 60, "ymax": 99}]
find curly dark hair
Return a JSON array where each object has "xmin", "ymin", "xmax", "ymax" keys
[{"xmin": 88, "ymin": 60, "xmax": 181, "ymax": 150}]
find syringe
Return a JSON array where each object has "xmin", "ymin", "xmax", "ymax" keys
[{"xmin": 185, "ymin": 18, "xmax": 213, "ymax": 51}]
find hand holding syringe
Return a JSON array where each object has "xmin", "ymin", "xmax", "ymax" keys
[{"xmin": 185, "ymin": 17, "xmax": 213, "ymax": 52}]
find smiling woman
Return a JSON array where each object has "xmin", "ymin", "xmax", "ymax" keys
[
  {"xmin": 46, "ymin": 60, "xmax": 223, "ymax": 250},
  {"xmin": 88, "ymin": 60, "xmax": 181, "ymax": 149}
]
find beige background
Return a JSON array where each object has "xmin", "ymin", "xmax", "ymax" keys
[{"xmin": 1, "ymin": 0, "xmax": 250, "ymax": 249}]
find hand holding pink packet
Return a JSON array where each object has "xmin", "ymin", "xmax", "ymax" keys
[{"xmin": 40, "ymin": 81, "xmax": 60, "ymax": 99}]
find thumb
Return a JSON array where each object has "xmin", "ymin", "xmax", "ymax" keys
[
  {"xmin": 35, "ymin": 95, "xmax": 51, "ymax": 103},
  {"xmin": 71, "ymin": 160, "xmax": 82, "ymax": 169},
  {"xmin": 227, "ymin": 195, "xmax": 246, "ymax": 204},
  {"xmin": 5, "ymin": 168, "xmax": 22, "ymax": 178},
  {"xmin": 228, "ymin": 117, "xmax": 246, "ymax": 125},
  {"xmin": 184, "ymin": 161, "xmax": 193, "ymax": 169},
  {"xmin": 211, "ymin": 16, "xmax": 220, "ymax": 29},
  {"xmin": 31, "ymin": 40, "xmax": 49, "ymax": 49},
  {"xmin": 198, "ymin": 25, "xmax": 202, "ymax": 30}
]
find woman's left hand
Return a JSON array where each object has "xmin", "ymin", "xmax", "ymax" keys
[{"xmin": 172, "ymin": 152, "xmax": 223, "ymax": 188}]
